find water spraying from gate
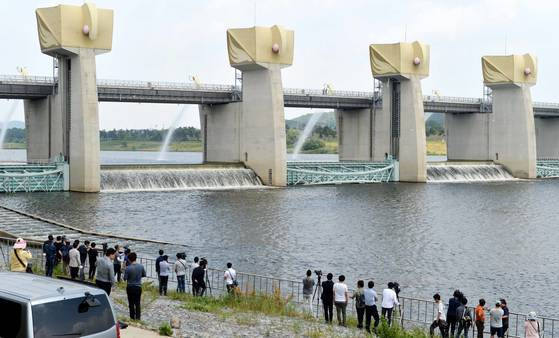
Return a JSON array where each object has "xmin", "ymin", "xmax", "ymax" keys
[
  {"xmin": 157, "ymin": 105, "xmax": 187, "ymax": 161},
  {"xmin": 0, "ymin": 101, "xmax": 19, "ymax": 150},
  {"xmin": 292, "ymin": 112, "xmax": 324, "ymax": 160}
]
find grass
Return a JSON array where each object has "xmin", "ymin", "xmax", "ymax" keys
[
  {"xmin": 100, "ymin": 140, "xmax": 202, "ymax": 152},
  {"xmin": 158, "ymin": 322, "xmax": 173, "ymax": 336}
]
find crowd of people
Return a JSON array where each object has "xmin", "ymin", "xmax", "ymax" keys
[{"xmin": 7, "ymin": 236, "xmax": 544, "ymax": 337}]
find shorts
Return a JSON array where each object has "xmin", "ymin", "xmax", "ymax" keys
[{"xmin": 490, "ymin": 326, "xmax": 503, "ymax": 337}]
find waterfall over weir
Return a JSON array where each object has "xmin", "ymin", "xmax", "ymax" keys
[
  {"xmin": 100, "ymin": 168, "xmax": 262, "ymax": 191},
  {"xmin": 427, "ymin": 163, "xmax": 515, "ymax": 182}
]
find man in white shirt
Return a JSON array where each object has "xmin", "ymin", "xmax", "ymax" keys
[
  {"xmin": 430, "ymin": 293, "xmax": 449, "ymax": 338},
  {"xmin": 364, "ymin": 281, "xmax": 380, "ymax": 333},
  {"xmin": 223, "ymin": 262, "xmax": 237, "ymax": 293},
  {"xmin": 381, "ymin": 282, "xmax": 400, "ymax": 326},
  {"xmin": 68, "ymin": 242, "xmax": 81, "ymax": 280},
  {"xmin": 333, "ymin": 275, "xmax": 349, "ymax": 327}
]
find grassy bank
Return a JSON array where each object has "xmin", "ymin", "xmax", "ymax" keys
[
  {"xmin": 99, "ymin": 140, "xmax": 202, "ymax": 152},
  {"xmin": 426, "ymin": 138, "xmax": 446, "ymax": 156}
]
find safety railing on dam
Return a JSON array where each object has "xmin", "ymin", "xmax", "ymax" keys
[
  {"xmin": 0, "ymin": 237, "xmax": 556, "ymax": 337},
  {"xmin": 286, "ymin": 161, "xmax": 396, "ymax": 185},
  {"xmin": 537, "ymin": 159, "xmax": 559, "ymax": 178},
  {"xmin": 0, "ymin": 163, "xmax": 67, "ymax": 193}
]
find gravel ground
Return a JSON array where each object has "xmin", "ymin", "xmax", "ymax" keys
[{"xmin": 110, "ymin": 288, "xmax": 369, "ymax": 338}]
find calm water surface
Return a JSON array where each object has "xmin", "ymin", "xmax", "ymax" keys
[{"xmin": 0, "ymin": 149, "xmax": 554, "ymax": 315}]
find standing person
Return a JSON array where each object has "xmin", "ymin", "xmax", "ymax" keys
[
  {"xmin": 381, "ymin": 282, "xmax": 400, "ymax": 326},
  {"xmin": 95, "ymin": 248, "xmax": 116, "ymax": 295},
  {"xmin": 123, "ymin": 252, "xmax": 146, "ymax": 320},
  {"xmin": 320, "ymin": 273, "xmax": 334, "ymax": 324},
  {"xmin": 78, "ymin": 240, "xmax": 89, "ymax": 280},
  {"xmin": 364, "ymin": 281, "xmax": 380, "ymax": 333},
  {"xmin": 447, "ymin": 290, "xmax": 463, "ymax": 337},
  {"xmin": 500, "ymin": 299, "xmax": 509, "ymax": 337},
  {"xmin": 302, "ymin": 270, "xmax": 315, "ymax": 315},
  {"xmin": 61, "ymin": 239, "xmax": 71, "ymax": 275},
  {"xmin": 155, "ymin": 249, "xmax": 164, "ymax": 282},
  {"xmin": 475, "ymin": 299, "xmax": 486, "ymax": 338},
  {"xmin": 224, "ymin": 262, "xmax": 237, "ymax": 294},
  {"xmin": 333, "ymin": 275, "xmax": 349, "ymax": 327},
  {"xmin": 68, "ymin": 242, "xmax": 81, "ymax": 280},
  {"xmin": 430, "ymin": 293, "xmax": 448, "ymax": 338},
  {"xmin": 54, "ymin": 236, "xmax": 63, "ymax": 266},
  {"xmin": 192, "ymin": 259, "xmax": 207, "ymax": 296},
  {"xmin": 88, "ymin": 242, "xmax": 99, "ymax": 280},
  {"xmin": 351, "ymin": 280, "xmax": 366, "ymax": 329},
  {"xmin": 174, "ymin": 253, "xmax": 187, "ymax": 293},
  {"xmin": 490, "ymin": 301, "xmax": 504, "ymax": 338},
  {"xmin": 191, "ymin": 256, "xmax": 200, "ymax": 295},
  {"xmin": 113, "ymin": 245, "xmax": 123, "ymax": 282},
  {"xmin": 455, "ymin": 297, "xmax": 472, "ymax": 338},
  {"xmin": 43, "ymin": 235, "xmax": 56, "ymax": 277},
  {"xmin": 524, "ymin": 312, "xmax": 540, "ymax": 338},
  {"xmin": 10, "ymin": 238, "xmax": 32, "ymax": 273},
  {"xmin": 124, "ymin": 248, "xmax": 132, "ymax": 267},
  {"xmin": 158, "ymin": 255, "xmax": 170, "ymax": 296}
]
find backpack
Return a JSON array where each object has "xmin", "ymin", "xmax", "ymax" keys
[
  {"xmin": 462, "ymin": 308, "xmax": 473, "ymax": 325},
  {"xmin": 355, "ymin": 292, "xmax": 366, "ymax": 308}
]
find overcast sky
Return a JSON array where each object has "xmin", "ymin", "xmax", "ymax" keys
[{"xmin": 1, "ymin": 0, "xmax": 558, "ymax": 129}]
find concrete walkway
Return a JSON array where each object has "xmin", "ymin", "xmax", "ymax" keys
[{"xmin": 121, "ymin": 326, "xmax": 162, "ymax": 338}]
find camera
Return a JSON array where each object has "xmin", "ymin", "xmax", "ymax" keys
[
  {"xmin": 314, "ymin": 270, "xmax": 322, "ymax": 276},
  {"xmin": 393, "ymin": 282, "xmax": 401, "ymax": 296}
]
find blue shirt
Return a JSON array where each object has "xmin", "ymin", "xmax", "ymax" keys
[
  {"xmin": 364, "ymin": 288, "xmax": 378, "ymax": 306},
  {"xmin": 124, "ymin": 263, "xmax": 146, "ymax": 287}
]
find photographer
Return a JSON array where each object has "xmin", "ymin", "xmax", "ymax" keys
[
  {"xmin": 320, "ymin": 273, "xmax": 334, "ymax": 324},
  {"xmin": 10, "ymin": 238, "xmax": 32, "ymax": 273},
  {"xmin": 302, "ymin": 270, "xmax": 315, "ymax": 315}
]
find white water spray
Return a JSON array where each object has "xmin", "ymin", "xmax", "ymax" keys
[
  {"xmin": 0, "ymin": 101, "xmax": 19, "ymax": 149},
  {"xmin": 292, "ymin": 112, "xmax": 324, "ymax": 160},
  {"xmin": 157, "ymin": 105, "xmax": 187, "ymax": 161}
]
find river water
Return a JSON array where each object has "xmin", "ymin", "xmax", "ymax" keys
[{"xmin": 0, "ymin": 149, "xmax": 556, "ymax": 316}]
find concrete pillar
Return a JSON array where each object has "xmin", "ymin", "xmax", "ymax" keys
[
  {"xmin": 535, "ymin": 117, "xmax": 559, "ymax": 159},
  {"xmin": 199, "ymin": 103, "xmax": 241, "ymax": 163},
  {"xmin": 371, "ymin": 81, "xmax": 391, "ymax": 161},
  {"xmin": 490, "ymin": 85, "xmax": 536, "ymax": 178},
  {"xmin": 67, "ymin": 49, "xmax": 101, "ymax": 192},
  {"xmin": 445, "ymin": 113, "xmax": 491, "ymax": 161},
  {"xmin": 336, "ymin": 108, "xmax": 371, "ymax": 161},
  {"xmin": 24, "ymin": 98, "xmax": 51, "ymax": 162}
]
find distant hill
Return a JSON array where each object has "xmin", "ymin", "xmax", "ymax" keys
[
  {"xmin": 0, "ymin": 121, "xmax": 25, "ymax": 129},
  {"xmin": 286, "ymin": 112, "xmax": 336, "ymax": 130},
  {"xmin": 426, "ymin": 113, "xmax": 444, "ymax": 136}
]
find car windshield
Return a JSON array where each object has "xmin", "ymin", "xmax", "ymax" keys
[{"xmin": 32, "ymin": 293, "xmax": 114, "ymax": 337}]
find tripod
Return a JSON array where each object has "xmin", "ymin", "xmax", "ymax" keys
[
  {"xmin": 311, "ymin": 273, "xmax": 322, "ymax": 318},
  {"xmin": 204, "ymin": 268, "xmax": 212, "ymax": 296}
]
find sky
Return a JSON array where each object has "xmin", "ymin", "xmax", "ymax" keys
[{"xmin": 1, "ymin": 0, "xmax": 559, "ymax": 130}]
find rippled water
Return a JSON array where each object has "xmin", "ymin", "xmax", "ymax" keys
[{"xmin": 1, "ymin": 180, "xmax": 558, "ymax": 316}]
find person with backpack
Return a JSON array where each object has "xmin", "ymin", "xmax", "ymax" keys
[
  {"xmin": 10, "ymin": 238, "xmax": 32, "ymax": 273},
  {"xmin": 524, "ymin": 311, "xmax": 540, "ymax": 338},
  {"xmin": 302, "ymin": 270, "xmax": 315, "ymax": 316},
  {"xmin": 224, "ymin": 262, "xmax": 237, "ymax": 294},
  {"xmin": 455, "ymin": 297, "xmax": 472, "ymax": 338},
  {"xmin": 320, "ymin": 273, "xmax": 335, "ymax": 324},
  {"xmin": 351, "ymin": 280, "xmax": 366, "ymax": 329},
  {"xmin": 174, "ymin": 253, "xmax": 188, "ymax": 293},
  {"xmin": 364, "ymin": 280, "xmax": 380, "ymax": 333}
]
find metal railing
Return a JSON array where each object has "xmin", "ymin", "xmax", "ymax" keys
[
  {"xmin": 0, "ymin": 237, "xmax": 556, "ymax": 338},
  {"xmin": 286, "ymin": 161, "xmax": 395, "ymax": 185}
]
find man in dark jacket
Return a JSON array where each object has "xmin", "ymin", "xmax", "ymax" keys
[
  {"xmin": 192, "ymin": 259, "xmax": 207, "ymax": 296},
  {"xmin": 320, "ymin": 273, "xmax": 335, "ymax": 324},
  {"xmin": 43, "ymin": 235, "xmax": 56, "ymax": 277},
  {"xmin": 155, "ymin": 249, "xmax": 164, "ymax": 280},
  {"xmin": 447, "ymin": 290, "xmax": 463, "ymax": 336}
]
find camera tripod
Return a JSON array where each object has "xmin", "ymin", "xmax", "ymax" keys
[{"xmin": 311, "ymin": 272, "xmax": 322, "ymax": 318}]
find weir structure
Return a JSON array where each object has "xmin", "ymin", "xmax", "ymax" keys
[
  {"xmin": 336, "ymin": 41, "xmax": 430, "ymax": 182},
  {"xmin": 199, "ymin": 25, "xmax": 293, "ymax": 186},
  {"xmin": 446, "ymin": 54, "xmax": 538, "ymax": 178},
  {"xmin": 25, "ymin": 3, "xmax": 113, "ymax": 192}
]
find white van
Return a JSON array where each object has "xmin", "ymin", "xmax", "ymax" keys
[{"xmin": 0, "ymin": 272, "xmax": 120, "ymax": 338}]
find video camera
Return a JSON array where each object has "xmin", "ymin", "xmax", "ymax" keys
[
  {"xmin": 314, "ymin": 270, "xmax": 322, "ymax": 276},
  {"xmin": 393, "ymin": 282, "xmax": 401, "ymax": 296}
]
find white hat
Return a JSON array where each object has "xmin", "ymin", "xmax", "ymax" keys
[
  {"xmin": 13, "ymin": 238, "xmax": 27, "ymax": 249},
  {"xmin": 528, "ymin": 311, "xmax": 537, "ymax": 320}
]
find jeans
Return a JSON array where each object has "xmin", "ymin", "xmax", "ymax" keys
[
  {"xmin": 96, "ymin": 280, "xmax": 112, "ymax": 296},
  {"xmin": 475, "ymin": 321, "xmax": 484, "ymax": 338},
  {"xmin": 382, "ymin": 307, "xmax": 394, "ymax": 326},
  {"xmin": 430, "ymin": 319, "xmax": 449, "ymax": 338},
  {"xmin": 159, "ymin": 276, "xmax": 168, "ymax": 295},
  {"xmin": 335, "ymin": 301, "xmax": 347, "ymax": 326},
  {"xmin": 70, "ymin": 266, "xmax": 79, "ymax": 280},
  {"xmin": 356, "ymin": 307, "xmax": 365, "ymax": 328},
  {"xmin": 45, "ymin": 257, "xmax": 55, "ymax": 277},
  {"xmin": 323, "ymin": 301, "xmax": 333, "ymax": 323},
  {"xmin": 177, "ymin": 275, "xmax": 186, "ymax": 293},
  {"xmin": 456, "ymin": 321, "xmax": 470, "ymax": 338},
  {"xmin": 126, "ymin": 286, "xmax": 142, "ymax": 320},
  {"xmin": 365, "ymin": 305, "xmax": 380, "ymax": 332}
]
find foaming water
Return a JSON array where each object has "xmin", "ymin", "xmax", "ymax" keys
[
  {"xmin": 427, "ymin": 163, "xmax": 515, "ymax": 182},
  {"xmin": 100, "ymin": 168, "xmax": 262, "ymax": 191}
]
